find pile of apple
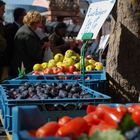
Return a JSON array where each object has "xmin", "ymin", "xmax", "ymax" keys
[{"xmin": 32, "ymin": 49, "xmax": 103, "ymax": 75}]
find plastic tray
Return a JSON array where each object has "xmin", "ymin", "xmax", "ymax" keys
[
  {"xmin": 12, "ymin": 106, "xmax": 70, "ymax": 140},
  {"xmin": 12, "ymin": 104, "xmax": 125, "ymax": 140},
  {"xmin": 2, "ymin": 77, "xmax": 107, "ymax": 94},
  {"xmin": 0, "ymin": 81, "xmax": 111, "ymax": 132},
  {"xmin": 16, "ymin": 70, "xmax": 106, "ymax": 81}
]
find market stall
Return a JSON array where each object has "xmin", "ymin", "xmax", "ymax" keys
[{"xmin": 1, "ymin": 1, "xmax": 138, "ymax": 140}]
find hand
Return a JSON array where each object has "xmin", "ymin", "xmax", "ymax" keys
[{"xmin": 42, "ymin": 41, "xmax": 50, "ymax": 49}]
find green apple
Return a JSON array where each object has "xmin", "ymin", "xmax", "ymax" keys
[
  {"xmin": 56, "ymin": 61, "xmax": 63, "ymax": 67},
  {"xmin": 85, "ymin": 65, "xmax": 94, "ymax": 71},
  {"xmin": 63, "ymin": 57, "xmax": 75, "ymax": 67},
  {"xmin": 95, "ymin": 62, "xmax": 103, "ymax": 70},
  {"xmin": 65, "ymin": 49, "xmax": 75, "ymax": 58},
  {"xmin": 54, "ymin": 53, "xmax": 64, "ymax": 62},
  {"xmin": 88, "ymin": 59, "xmax": 96, "ymax": 65},
  {"xmin": 48, "ymin": 59, "xmax": 56, "ymax": 68},
  {"xmin": 41, "ymin": 62, "xmax": 48, "ymax": 69},
  {"xmin": 33, "ymin": 63, "xmax": 43, "ymax": 71},
  {"xmin": 71, "ymin": 56, "xmax": 80, "ymax": 63},
  {"xmin": 74, "ymin": 62, "xmax": 80, "ymax": 70}
]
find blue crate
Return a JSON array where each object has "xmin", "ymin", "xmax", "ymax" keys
[
  {"xmin": 16, "ymin": 70, "xmax": 106, "ymax": 81},
  {"xmin": 12, "ymin": 106, "xmax": 70, "ymax": 140},
  {"xmin": 12, "ymin": 104, "xmax": 124, "ymax": 140},
  {"xmin": 2, "ymin": 76, "xmax": 107, "ymax": 94},
  {"xmin": 0, "ymin": 81, "xmax": 111, "ymax": 132}
]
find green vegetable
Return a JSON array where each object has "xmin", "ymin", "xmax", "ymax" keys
[
  {"xmin": 89, "ymin": 129, "xmax": 126, "ymax": 140},
  {"xmin": 119, "ymin": 113, "xmax": 137, "ymax": 134},
  {"xmin": 78, "ymin": 133, "xmax": 89, "ymax": 140}
]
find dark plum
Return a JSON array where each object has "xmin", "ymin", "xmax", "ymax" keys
[
  {"xmin": 50, "ymin": 88, "xmax": 59, "ymax": 97},
  {"xmin": 72, "ymin": 93, "xmax": 80, "ymax": 98},
  {"xmin": 72, "ymin": 83, "xmax": 79, "ymax": 87},
  {"xmin": 68, "ymin": 93, "xmax": 73, "ymax": 98},
  {"xmin": 32, "ymin": 95, "xmax": 40, "ymax": 100},
  {"xmin": 57, "ymin": 83, "xmax": 64, "ymax": 89},
  {"xmin": 82, "ymin": 93, "xmax": 92, "ymax": 98},
  {"xmin": 65, "ymin": 84, "xmax": 72, "ymax": 91},
  {"xmin": 50, "ymin": 83, "xmax": 57, "ymax": 87},
  {"xmin": 59, "ymin": 90, "xmax": 68, "ymax": 98},
  {"xmin": 20, "ymin": 90, "xmax": 29, "ymax": 99},
  {"xmin": 70, "ymin": 87, "xmax": 81, "ymax": 93}
]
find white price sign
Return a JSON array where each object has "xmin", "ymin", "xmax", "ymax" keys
[{"xmin": 77, "ymin": 0, "xmax": 116, "ymax": 40}]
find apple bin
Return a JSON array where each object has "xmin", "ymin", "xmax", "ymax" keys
[
  {"xmin": 14, "ymin": 69, "xmax": 107, "ymax": 94},
  {"xmin": 0, "ymin": 80, "xmax": 111, "ymax": 133}
]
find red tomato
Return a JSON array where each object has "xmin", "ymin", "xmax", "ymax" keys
[
  {"xmin": 132, "ymin": 110, "xmax": 140, "ymax": 126},
  {"xmin": 88, "ymin": 121, "xmax": 115, "ymax": 136},
  {"xmin": 58, "ymin": 116, "xmax": 72, "ymax": 127},
  {"xmin": 116, "ymin": 105, "xmax": 127, "ymax": 115},
  {"xmin": 28, "ymin": 130, "xmax": 36, "ymax": 137},
  {"xmin": 95, "ymin": 104, "xmax": 121, "ymax": 128},
  {"xmin": 84, "ymin": 112, "xmax": 101, "ymax": 126},
  {"xmin": 96, "ymin": 104, "xmax": 123, "ymax": 121},
  {"xmin": 36, "ymin": 122, "xmax": 60, "ymax": 138},
  {"xmin": 56, "ymin": 117, "xmax": 88, "ymax": 137},
  {"xmin": 86, "ymin": 105, "xmax": 96, "ymax": 114},
  {"xmin": 128, "ymin": 104, "xmax": 140, "ymax": 114}
]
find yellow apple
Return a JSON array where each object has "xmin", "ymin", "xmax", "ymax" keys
[
  {"xmin": 56, "ymin": 61, "xmax": 63, "ymax": 67},
  {"xmin": 85, "ymin": 65, "xmax": 94, "ymax": 71},
  {"xmin": 65, "ymin": 49, "xmax": 75, "ymax": 58},
  {"xmin": 54, "ymin": 53, "xmax": 64, "ymax": 62},
  {"xmin": 95, "ymin": 62, "xmax": 103, "ymax": 70},
  {"xmin": 33, "ymin": 63, "xmax": 43, "ymax": 71},
  {"xmin": 71, "ymin": 56, "xmax": 80, "ymax": 63},
  {"xmin": 48, "ymin": 59, "xmax": 56, "ymax": 68},
  {"xmin": 74, "ymin": 62, "xmax": 81, "ymax": 70},
  {"xmin": 63, "ymin": 57, "xmax": 75, "ymax": 67},
  {"xmin": 41, "ymin": 62, "xmax": 48, "ymax": 69},
  {"xmin": 88, "ymin": 59, "xmax": 96, "ymax": 65}
]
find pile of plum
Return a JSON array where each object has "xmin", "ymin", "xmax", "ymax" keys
[{"xmin": 6, "ymin": 82, "xmax": 93, "ymax": 100}]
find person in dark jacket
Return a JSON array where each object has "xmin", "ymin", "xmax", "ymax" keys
[
  {"xmin": 5, "ymin": 8, "xmax": 26, "ymax": 64},
  {"xmin": 10, "ymin": 11, "xmax": 48, "ymax": 78},
  {"xmin": 0, "ymin": 0, "xmax": 7, "ymax": 81},
  {"xmin": 49, "ymin": 22, "xmax": 69, "ymax": 55},
  {"xmin": 5, "ymin": 8, "xmax": 26, "ymax": 77}
]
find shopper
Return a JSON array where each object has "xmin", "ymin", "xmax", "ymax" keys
[
  {"xmin": 0, "ymin": 0, "xmax": 7, "ymax": 81},
  {"xmin": 5, "ymin": 8, "xmax": 26, "ymax": 77},
  {"xmin": 10, "ymin": 11, "xmax": 48, "ymax": 78},
  {"xmin": 35, "ymin": 16, "xmax": 53, "ymax": 62},
  {"xmin": 49, "ymin": 22, "xmax": 69, "ymax": 55}
]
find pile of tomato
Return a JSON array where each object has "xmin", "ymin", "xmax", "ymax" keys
[{"xmin": 28, "ymin": 104, "xmax": 140, "ymax": 140}]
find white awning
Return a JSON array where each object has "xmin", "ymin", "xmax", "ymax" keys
[{"xmin": 3, "ymin": 0, "xmax": 49, "ymax": 8}]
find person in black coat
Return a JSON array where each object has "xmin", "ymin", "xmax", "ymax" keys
[
  {"xmin": 5, "ymin": 8, "xmax": 26, "ymax": 78},
  {"xmin": 10, "ymin": 11, "xmax": 48, "ymax": 78},
  {"xmin": 5, "ymin": 8, "xmax": 26, "ymax": 65},
  {"xmin": 0, "ymin": 0, "xmax": 7, "ymax": 81}
]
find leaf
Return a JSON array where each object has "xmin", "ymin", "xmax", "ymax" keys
[{"xmin": 118, "ymin": 113, "xmax": 137, "ymax": 134}]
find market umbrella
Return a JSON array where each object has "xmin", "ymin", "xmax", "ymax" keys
[{"xmin": 3, "ymin": 0, "xmax": 49, "ymax": 8}]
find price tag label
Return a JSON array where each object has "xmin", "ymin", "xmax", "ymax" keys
[{"xmin": 77, "ymin": 0, "xmax": 116, "ymax": 40}]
